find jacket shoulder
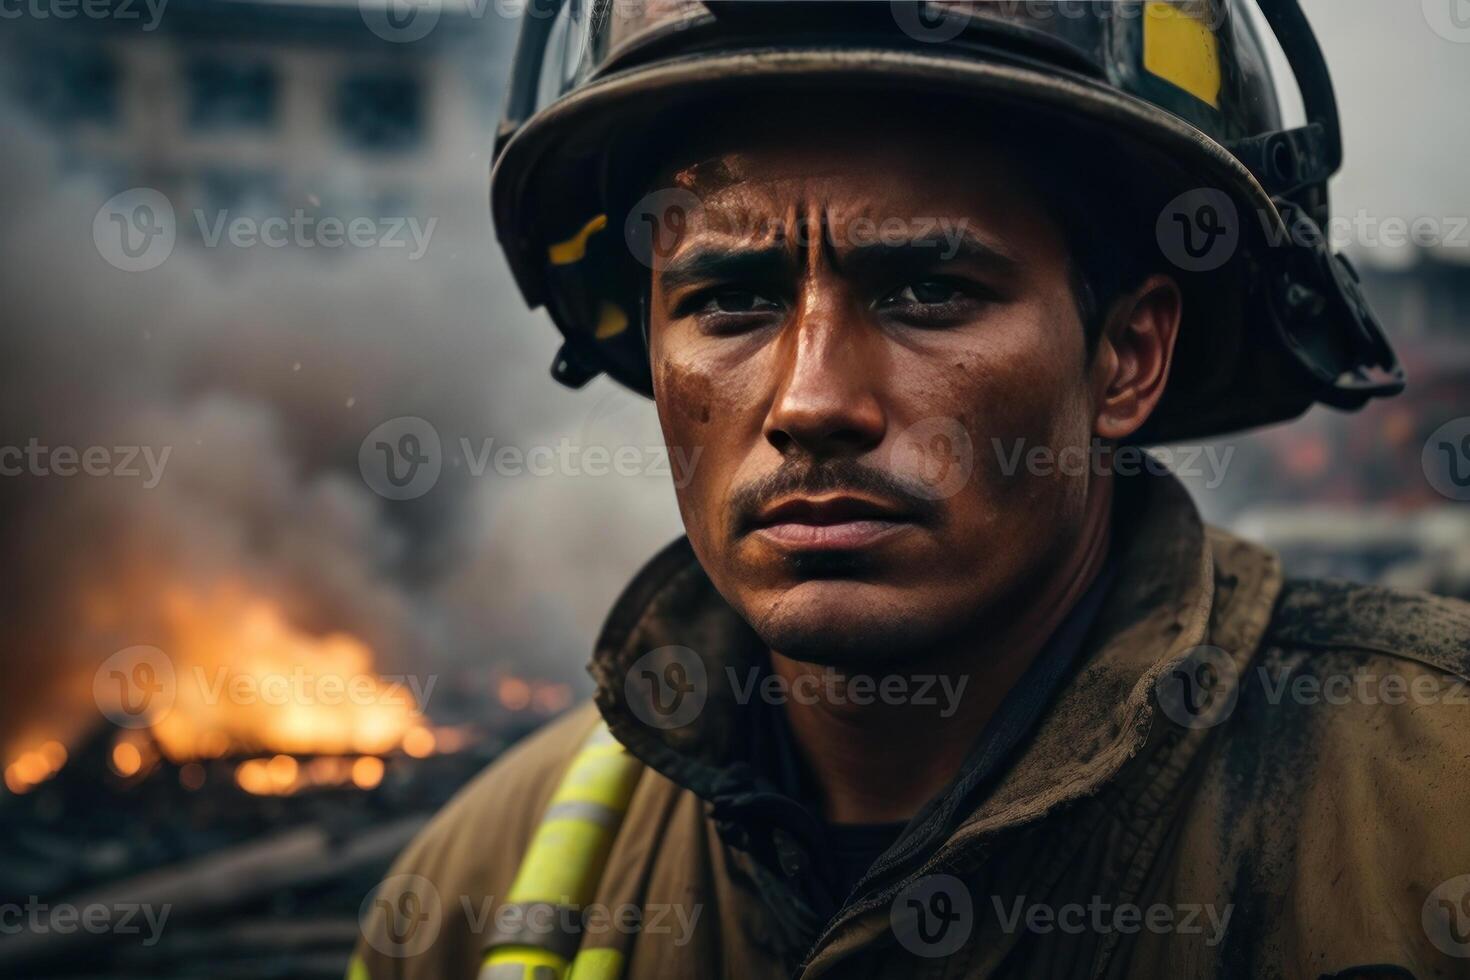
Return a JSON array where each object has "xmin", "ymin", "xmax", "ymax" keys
[
  {"xmin": 1201, "ymin": 580, "xmax": 1470, "ymax": 973},
  {"xmin": 1265, "ymin": 577, "xmax": 1470, "ymax": 680},
  {"xmin": 353, "ymin": 701, "xmax": 603, "ymax": 979}
]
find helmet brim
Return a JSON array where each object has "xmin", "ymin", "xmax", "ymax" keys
[{"xmin": 492, "ymin": 45, "xmax": 1311, "ymax": 444}]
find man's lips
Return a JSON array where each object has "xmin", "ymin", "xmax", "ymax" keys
[{"xmin": 747, "ymin": 494, "xmax": 916, "ymax": 550}]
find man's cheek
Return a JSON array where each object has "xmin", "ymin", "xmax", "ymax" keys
[{"xmin": 654, "ymin": 349, "xmax": 718, "ymax": 426}]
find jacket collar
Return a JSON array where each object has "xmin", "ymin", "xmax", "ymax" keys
[{"xmin": 590, "ymin": 469, "xmax": 1281, "ymax": 848}]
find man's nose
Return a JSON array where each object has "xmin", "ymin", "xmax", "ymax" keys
[{"xmin": 762, "ymin": 291, "xmax": 886, "ymax": 459}]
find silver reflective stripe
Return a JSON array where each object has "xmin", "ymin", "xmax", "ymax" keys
[
  {"xmin": 480, "ymin": 964, "xmax": 558, "ymax": 980},
  {"xmin": 542, "ymin": 800, "xmax": 622, "ymax": 830}
]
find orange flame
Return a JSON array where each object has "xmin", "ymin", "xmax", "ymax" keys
[{"xmin": 148, "ymin": 587, "xmax": 421, "ymax": 761}]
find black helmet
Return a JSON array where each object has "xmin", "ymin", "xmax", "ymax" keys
[{"xmin": 489, "ymin": 0, "xmax": 1403, "ymax": 443}]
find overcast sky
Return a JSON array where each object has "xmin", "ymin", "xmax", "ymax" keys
[{"xmin": 1295, "ymin": 0, "xmax": 1470, "ymax": 263}]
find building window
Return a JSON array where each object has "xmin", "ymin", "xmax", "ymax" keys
[
  {"xmin": 336, "ymin": 74, "xmax": 424, "ymax": 154},
  {"xmin": 24, "ymin": 46, "xmax": 118, "ymax": 125},
  {"xmin": 186, "ymin": 59, "xmax": 277, "ymax": 132}
]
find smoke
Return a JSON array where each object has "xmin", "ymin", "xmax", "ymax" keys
[{"xmin": 0, "ymin": 90, "xmax": 684, "ymax": 757}]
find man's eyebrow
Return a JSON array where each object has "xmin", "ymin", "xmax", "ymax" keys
[{"xmin": 656, "ymin": 242, "xmax": 792, "ymax": 295}]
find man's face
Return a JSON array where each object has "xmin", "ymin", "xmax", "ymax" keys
[{"xmin": 647, "ymin": 121, "xmax": 1128, "ymax": 667}]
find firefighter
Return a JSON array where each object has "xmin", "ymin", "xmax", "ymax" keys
[{"xmin": 355, "ymin": 3, "xmax": 1470, "ymax": 978}]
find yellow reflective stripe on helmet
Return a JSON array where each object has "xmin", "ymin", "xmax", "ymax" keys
[
  {"xmin": 1142, "ymin": 1, "xmax": 1222, "ymax": 109},
  {"xmin": 479, "ymin": 944, "xmax": 568, "ymax": 980},
  {"xmin": 548, "ymin": 214, "xmax": 608, "ymax": 265},
  {"xmin": 344, "ymin": 954, "xmax": 370, "ymax": 980},
  {"xmin": 594, "ymin": 302, "xmax": 629, "ymax": 340},
  {"xmin": 566, "ymin": 947, "xmax": 625, "ymax": 980}
]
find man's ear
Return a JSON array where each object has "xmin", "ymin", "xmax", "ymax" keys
[{"xmin": 1091, "ymin": 273, "xmax": 1183, "ymax": 441}]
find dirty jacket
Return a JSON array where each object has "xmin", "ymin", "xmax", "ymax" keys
[{"xmin": 356, "ymin": 471, "xmax": 1470, "ymax": 979}]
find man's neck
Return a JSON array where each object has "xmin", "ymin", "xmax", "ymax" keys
[{"xmin": 768, "ymin": 478, "xmax": 1115, "ymax": 826}]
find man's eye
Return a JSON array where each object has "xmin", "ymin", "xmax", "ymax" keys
[
  {"xmin": 698, "ymin": 290, "xmax": 781, "ymax": 315},
  {"xmin": 883, "ymin": 280, "xmax": 963, "ymax": 306}
]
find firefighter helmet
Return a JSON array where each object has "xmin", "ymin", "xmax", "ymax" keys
[{"xmin": 490, "ymin": 0, "xmax": 1403, "ymax": 442}]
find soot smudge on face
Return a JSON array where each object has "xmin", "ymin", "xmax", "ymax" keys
[{"xmin": 658, "ymin": 359, "xmax": 715, "ymax": 430}]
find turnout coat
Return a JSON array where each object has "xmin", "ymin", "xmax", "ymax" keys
[{"xmin": 356, "ymin": 472, "xmax": 1470, "ymax": 980}]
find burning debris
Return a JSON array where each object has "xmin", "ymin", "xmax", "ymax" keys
[{"xmin": 0, "ymin": 665, "xmax": 571, "ymax": 978}]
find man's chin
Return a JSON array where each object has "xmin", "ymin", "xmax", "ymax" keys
[{"xmin": 742, "ymin": 579, "xmax": 947, "ymax": 668}]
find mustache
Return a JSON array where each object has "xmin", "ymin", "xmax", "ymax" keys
[{"xmin": 728, "ymin": 458, "xmax": 942, "ymax": 536}]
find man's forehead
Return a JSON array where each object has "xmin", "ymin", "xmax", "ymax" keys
[
  {"xmin": 666, "ymin": 136, "xmax": 988, "ymax": 195},
  {"xmin": 661, "ymin": 141, "xmax": 1026, "ymax": 232}
]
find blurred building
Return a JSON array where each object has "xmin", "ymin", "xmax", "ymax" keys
[
  {"xmin": 1364, "ymin": 248, "xmax": 1470, "ymax": 344},
  {"xmin": 1199, "ymin": 249, "xmax": 1470, "ymax": 598},
  {"xmin": 3, "ymin": 0, "xmax": 511, "ymax": 242}
]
